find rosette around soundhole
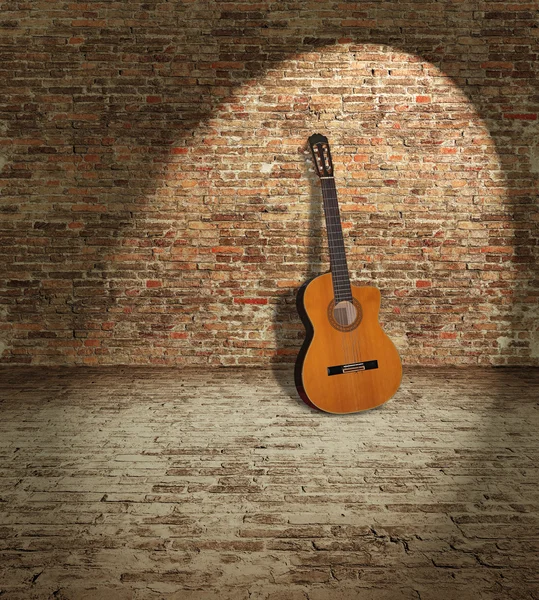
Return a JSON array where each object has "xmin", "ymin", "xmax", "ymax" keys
[{"xmin": 328, "ymin": 297, "xmax": 363, "ymax": 332}]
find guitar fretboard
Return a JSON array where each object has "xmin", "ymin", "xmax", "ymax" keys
[{"xmin": 320, "ymin": 177, "xmax": 353, "ymax": 303}]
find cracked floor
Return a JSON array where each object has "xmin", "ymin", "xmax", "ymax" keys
[{"xmin": 0, "ymin": 366, "xmax": 538, "ymax": 600}]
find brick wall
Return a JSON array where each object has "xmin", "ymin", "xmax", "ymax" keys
[{"xmin": 1, "ymin": 1, "xmax": 538, "ymax": 366}]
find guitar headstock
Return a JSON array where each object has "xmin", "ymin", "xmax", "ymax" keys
[{"xmin": 308, "ymin": 133, "xmax": 334, "ymax": 178}]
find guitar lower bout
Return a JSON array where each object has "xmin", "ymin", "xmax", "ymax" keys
[{"xmin": 295, "ymin": 273, "xmax": 402, "ymax": 414}]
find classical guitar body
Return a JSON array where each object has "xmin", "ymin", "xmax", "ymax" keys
[
  {"xmin": 295, "ymin": 133, "xmax": 402, "ymax": 414},
  {"xmin": 295, "ymin": 273, "xmax": 402, "ymax": 414}
]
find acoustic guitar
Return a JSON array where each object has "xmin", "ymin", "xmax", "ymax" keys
[{"xmin": 295, "ymin": 134, "xmax": 402, "ymax": 414}]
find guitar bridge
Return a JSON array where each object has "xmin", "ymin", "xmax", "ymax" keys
[{"xmin": 327, "ymin": 360, "xmax": 378, "ymax": 376}]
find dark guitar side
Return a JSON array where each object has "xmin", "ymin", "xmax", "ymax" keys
[
  {"xmin": 294, "ymin": 278, "xmax": 319, "ymax": 411},
  {"xmin": 295, "ymin": 272, "xmax": 402, "ymax": 414}
]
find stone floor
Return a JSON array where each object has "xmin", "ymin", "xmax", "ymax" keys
[{"xmin": 0, "ymin": 366, "xmax": 537, "ymax": 600}]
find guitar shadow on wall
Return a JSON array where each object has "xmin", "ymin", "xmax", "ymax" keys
[{"xmin": 270, "ymin": 147, "xmax": 325, "ymax": 406}]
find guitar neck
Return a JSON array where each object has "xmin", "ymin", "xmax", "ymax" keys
[{"xmin": 320, "ymin": 177, "xmax": 353, "ymax": 303}]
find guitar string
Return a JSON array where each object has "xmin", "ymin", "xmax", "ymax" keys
[
  {"xmin": 321, "ymin": 180, "xmax": 353, "ymax": 411},
  {"xmin": 324, "ymin": 186, "xmax": 362, "ymax": 382},
  {"xmin": 321, "ymin": 182, "xmax": 350, "ymax": 411},
  {"xmin": 322, "ymin": 179, "xmax": 363, "ymax": 379},
  {"xmin": 327, "ymin": 183, "xmax": 363, "ymax": 411},
  {"xmin": 321, "ymin": 178, "xmax": 362, "ymax": 408}
]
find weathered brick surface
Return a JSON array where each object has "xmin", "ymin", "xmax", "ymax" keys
[
  {"xmin": 0, "ymin": 366, "xmax": 538, "ymax": 599},
  {"xmin": 0, "ymin": 1, "xmax": 538, "ymax": 366}
]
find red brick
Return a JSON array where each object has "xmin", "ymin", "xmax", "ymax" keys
[
  {"xmin": 481, "ymin": 61, "xmax": 513, "ymax": 70},
  {"xmin": 71, "ymin": 19, "xmax": 106, "ymax": 27},
  {"xmin": 503, "ymin": 113, "xmax": 537, "ymax": 120},
  {"xmin": 234, "ymin": 298, "xmax": 268, "ymax": 305},
  {"xmin": 211, "ymin": 62, "xmax": 244, "ymax": 69},
  {"xmin": 211, "ymin": 246, "xmax": 243, "ymax": 254}
]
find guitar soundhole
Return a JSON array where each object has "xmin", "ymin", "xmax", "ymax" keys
[{"xmin": 328, "ymin": 298, "xmax": 362, "ymax": 332}]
